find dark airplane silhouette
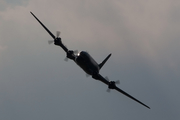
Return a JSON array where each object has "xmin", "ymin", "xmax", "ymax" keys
[{"xmin": 30, "ymin": 12, "xmax": 150, "ymax": 109}]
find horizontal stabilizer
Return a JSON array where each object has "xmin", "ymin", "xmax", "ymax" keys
[{"xmin": 99, "ymin": 54, "xmax": 112, "ymax": 69}]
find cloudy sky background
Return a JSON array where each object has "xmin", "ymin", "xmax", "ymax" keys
[{"xmin": 0, "ymin": 0, "xmax": 180, "ymax": 119}]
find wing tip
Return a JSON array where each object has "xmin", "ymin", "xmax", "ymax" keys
[
  {"xmin": 144, "ymin": 105, "xmax": 150, "ymax": 109},
  {"xmin": 147, "ymin": 106, "xmax": 151, "ymax": 109}
]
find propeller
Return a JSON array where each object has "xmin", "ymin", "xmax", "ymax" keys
[
  {"xmin": 48, "ymin": 31, "xmax": 61, "ymax": 44},
  {"xmin": 48, "ymin": 40, "xmax": 54, "ymax": 44},
  {"xmin": 105, "ymin": 76, "xmax": 120, "ymax": 92},
  {"xmin": 64, "ymin": 50, "xmax": 79, "ymax": 62}
]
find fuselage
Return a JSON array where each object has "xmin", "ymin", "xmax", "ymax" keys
[{"xmin": 75, "ymin": 51, "xmax": 99, "ymax": 75}]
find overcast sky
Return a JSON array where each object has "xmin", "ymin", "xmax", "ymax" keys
[{"xmin": 0, "ymin": 0, "xmax": 180, "ymax": 120}]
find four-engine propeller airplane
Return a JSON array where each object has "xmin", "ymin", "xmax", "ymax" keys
[{"xmin": 30, "ymin": 12, "xmax": 150, "ymax": 109}]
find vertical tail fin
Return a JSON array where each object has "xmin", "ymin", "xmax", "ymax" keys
[{"xmin": 99, "ymin": 54, "xmax": 112, "ymax": 69}]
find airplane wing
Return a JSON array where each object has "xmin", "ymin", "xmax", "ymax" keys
[
  {"xmin": 114, "ymin": 86, "xmax": 150, "ymax": 109},
  {"xmin": 97, "ymin": 74, "xmax": 150, "ymax": 109},
  {"xmin": 30, "ymin": 12, "xmax": 69, "ymax": 54},
  {"xmin": 30, "ymin": 12, "xmax": 56, "ymax": 40}
]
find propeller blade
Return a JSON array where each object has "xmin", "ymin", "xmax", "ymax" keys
[
  {"xmin": 105, "ymin": 77, "xmax": 119, "ymax": 84},
  {"xmin": 106, "ymin": 88, "xmax": 110, "ymax": 92},
  {"xmin": 86, "ymin": 74, "xmax": 90, "ymax": 77},
  {"xmin": 56, "ymin": 31, "xmax": 60, "ymax": 37},
  {"xmin": 64, "ymin": 57, "xmax": 68, "ymax": 62},
  {"xmin": 115, "ymin": 80, "xmax": 120, "ymax": 84},
  {"xmin": 105, "ymin": 76, "xmax": 109, "ymax": 81},
  {"xmin": 48, "ymin": 40, "xmax": 54, "ymax": 44}
]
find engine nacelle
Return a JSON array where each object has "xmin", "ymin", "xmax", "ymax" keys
[
  {"xmin": 66, "ymin": 50, "xmax": 75, "ymax": 60},
  {"xmin": 54, "ymin": 37, "xmax": 62, "ymax": 46},
  {"xmin": 108, "ymin": 81, "xmax": 116, "ymax": 89}
]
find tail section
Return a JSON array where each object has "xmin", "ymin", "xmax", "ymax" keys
[{"xmin": 99, "ymin": 54, "xmax": 112, "ymax": 69}]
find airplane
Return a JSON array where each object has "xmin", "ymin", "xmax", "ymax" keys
[{"xmin": 30, "ymin": 11, "xmax": 150, "ymax": 109}]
